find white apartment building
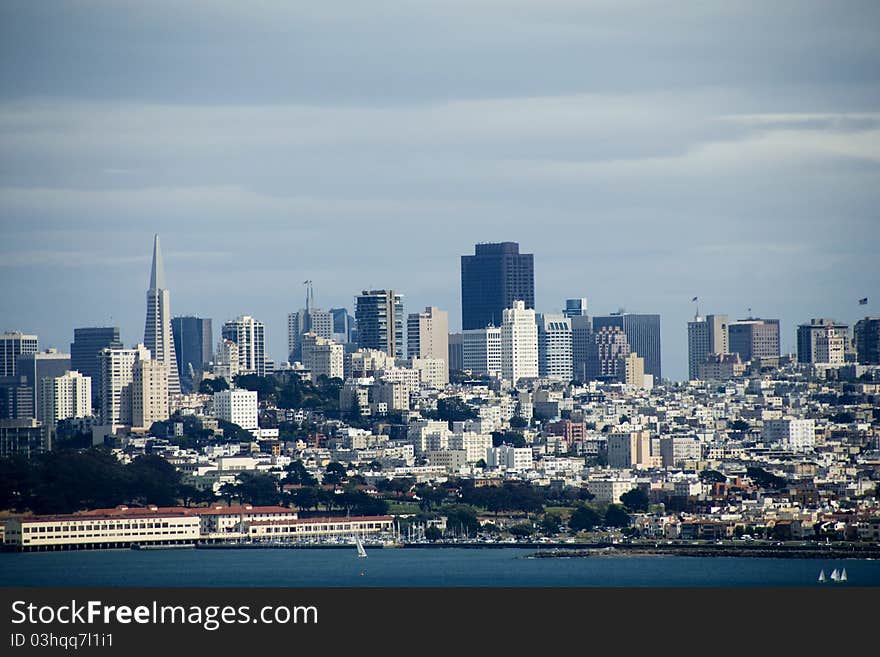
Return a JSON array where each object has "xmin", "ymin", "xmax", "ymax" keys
[
  {"xmin": 132, "ymin": 358, "xmax": 170, "ymax": 430},
  {"xmin": 486, "ymin": 444, "xmax": 533, "ymax": 471},
  {"xmin": 213, "ymin": 338, "xmax": 240, "ymax": 380},
  {"xmin": 763, "ymin": 418, "xmax": 816, "ymax": 452},
  {"xmin": 587, "ymin": 478, "xmax": 638, "ymax": 505},
  {"xmin": 607, "ymin": 430, "xmax": 659, "ymax": 469},
  {"xmin": 501, "ymin": 301, "xmax": 538, "ymax": 385},
  {"xmin": 40, "ymin": 370, "xmax": 92, "ymax": 428},
  {"xmin": 301, "ymin": 332, "xmax": 344, "ymax": 380},
  {"xmin": 537, "ymin": 313, "xmax": 573, "ymax": 380},
  {"xmin": 409, "ymin": 357, "xmax": 449, "ymax": 388},
  {"xmin": 448, "ymin": 432, "xmax": 493, "ymax": 463},
  {"xmin": 99, "ymin": 344, "xmax": 151, "ymax": 430},
  {"xmin": 213, "ymin": 388, "xmax": 259, "ymax": 432},
  {"xmin": 462, "ymin": 327, "xmax": 502, "ymax": 376},
  {"xmin": 221, "ymin": 315, "xmax": 266, "ymax": 376},
  {"xmin": 407, "ymin": 306, "xmax": 449, "ymax": 366}
]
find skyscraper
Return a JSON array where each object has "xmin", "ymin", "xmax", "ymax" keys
[
  {"xmin": 854, "ymin": 317, "xmax": 880, "ymax": 365},
  {"xmin": 171, "ymin": 316, "xmax": 213, "ymax": 393},
  {"xmin": 0, "ymin": 332, "xmax": 38, "ymax": 377},
  {"xmin": 40, "ymin": 371, "xmax": 92, "ymax": 429},
  {"xmin": 143, "ymin": 235, "xmax": 180, "ymax": 395},
  {"xmin": 587, "ymin": 326, "xmax": 630, "ymax": 382},
  {"xmin": 797, "ymin": 318, "xmax": 848, "ymax": 365},
  {"xmin": 287, "ymin": 283, "xmax": 334, "ymax": 362},
  {"xmin": 592, "ymin": 313, "xmax": 661, "ymax": 380},
  {"xmin": 462, "ymin": 327, "xmax": 502, "ymax": 376},
  {"xmin": 564, "ymin": 298, "xmax": 588, "ymax": 318},
  {"xmin": 407, "ymin": 307, "xmax": 449, "ymax": 365},
  {"xmin": 132, "ymin": 358, "xmax": 170, "ymax": 430},
  {"xmin": 687, "ymin": 314, "xmax": 729, "ymax": 380},
  {"xmin": 461, "ymin": 242, "xmax": 534, "ymax": 330},
  {"xmin": 222, "ymin": 316, "xmax": 267, "ymax": 377},
  {"xmin": 99, "ymin": 344, "xmax": 151, "ymax": 430},
  {"xmin": 330, "ymin": 307, "xmax": 356, "ymax": 344},
  {"xmin": 355, "ymin": 290, "xmax": 404, "ymax": 358},
  {"xmin": 728, "ymin": 318, "xmax": 780, "ymax": 363},
  {"xmin": 71, "ymin": 327, "xmax": 122, "ymax": 405},
  {"xmin": 15, "ymin": 349, "xmax": 71, "ymax": 422},
  {"xmin": 571, "ymin": 315, "xmax": 593, "ymax": 383},
  {"xmin": 537, "ymin": 313, "xmax": 573, "ymax": 381},
  {"xmin": 501, "ymin": 300, "xmax": 538, "ymax": 384}
]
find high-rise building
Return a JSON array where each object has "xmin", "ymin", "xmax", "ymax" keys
[
  {"xmin": 796, "ymin": 318, "xmax": 848, "ymax": 366},
  {"xmin": 448, "ymin": 333, "xmax": 464, "ymax": 372},
  {"xmin": 501, "ymin": 301, "xmax": 538, "ymax": 384},
  {"xmin": 854, "ymin": 317, "xmax": 880, "ymax": 365},
  {"xmin": 537, "ymin": 313, "xmax": 572, "ymax": 380},
  {"xmin": 222, "ymin": 316, "xmax": 266, "ymax": 377},
  {"xmin": 0, "ymin": 376, "xmax": 33, "ymax": 420},
  {"xmin": 0, "ymin": 419, "xmax": 49, "ymax": 459},
  {"xmin": 213, "ymin": 389, "xmax": 258, "ymax": 433},
  {"xmin": 461, "ymin": 242, "xmax": 534, "ymax": 330},
  {"xmin": 99, "ymin": 344, "xmax": 151, "ymax": 430},
  {"xmin": 16, "ymin": 349, "xmax": 71, "ymax": 422},
  {"xmin": 143, "ymin": 235, "xmax": 180, "ymax": 395},
  {"xmin": 592, "ymin": 313, "xmax": 661, "ymax": 380},
  {"xmin": 564, "ymin": 298, "xmax": 588, "ymax": 318},
  {"xmin": 462, "ymin": 327, "xmax": 503, "ymax": 376},
  {"xmin": 728, "ymin": 318, "xmax": 780, "ymax": 363},
  {"xmin": 355, "ymin": 290, "xmax": 404, "ymax": 358},
  {"xmin": 171, "ymin": 316, "xmax": 212, "ymax": 393},
  {"xmin": 288, "ymin": 310, "xmax": 333, "ymax": 362},
  {"xmin": 687, "ymin": 314, "xmax": 728, "ymax": 380},
  {"xmin": 571, "ymin": 315, "xmax": 593, "ymax": 383},
  {"xmin": 213, "ymin": 338, "xmax": 240, "ymax": 381},
  {"xmin": 623, "ymin": 352, "xmax": 646, "ymax": 389},
  {"xmin": 131, "ymin": 358, "xmax": 169, "ymax": 430},
  {"xmin": 71, "ymin": 327, "xmax": 122, "ymax": 405},
  {"xmin": 301, "ymin": 333, "xmax": 344, "ymax": 380},
  {"xmin": 40, "ymin": 371, "xmax": 92, "ymax": 429},
  {"xmin": 0, "ymin": 332, "xmax": 38, "ymax": 377},
  {"xmin": 407, "ymin": 306, "xmax": 449, "ymax": 364},
  {"xmin": 588, "ymin": 326, "xmax": 630, "ymax": 382},
  {"xmin": 330, "ymin": 307, "xmax": 356, "ymax": 344}
]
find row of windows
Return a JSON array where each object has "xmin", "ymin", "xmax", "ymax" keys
[{"xmin": 23, "ymin": 521, "xmax": 184, "ymax": 533}]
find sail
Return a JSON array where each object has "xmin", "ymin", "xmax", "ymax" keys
[
  {"xmin": 818, "ymin": 570, "xmax": 825, "ymax": 582},
  {"xmin": 355, "ymin": 535, "xmax": 367, "ymax": 558},
  {"xmin": 830, "ymin": 569, "xmax": 839, "ymax": 581},
  {"xmin": 840, "ymin": 568, "xmax": 847, "ymax": 582}
]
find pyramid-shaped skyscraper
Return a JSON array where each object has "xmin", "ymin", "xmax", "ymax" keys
[{"xmin": 144, "ymin": 234, "xmax": 181, "ymax": 395}]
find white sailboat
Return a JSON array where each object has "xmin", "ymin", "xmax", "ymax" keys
[
  {"xmin": 830, "ymin": 568, "xmax": 840, "ymax": 581},
  {"xmin": 355, "ymin": 535, "xmax": 368, "ymax": 558},
  {"xmin": 818, "ymin": 569, "xmax": 826, "ymax": 583},
  {"xmin": 840, "ymin": 568, "xmax": 847, "ymax": 582}
]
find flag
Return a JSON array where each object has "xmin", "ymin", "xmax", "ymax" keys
[
  {"xmin": 692, "ymin": 296, "xmax": 698, "ymax": 302},
  {"xmin": 859, "ymin": 297, "xmax": 868, "ymax": 305}
]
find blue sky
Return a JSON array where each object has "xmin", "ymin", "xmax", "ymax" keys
[{"xmin": 1, "ymin": 1, "xmax": 879, "ymax": 380}]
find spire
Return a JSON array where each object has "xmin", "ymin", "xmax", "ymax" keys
[{"xmin": 149, "ymin": 233, "xmax": 166, "ymax": 291}]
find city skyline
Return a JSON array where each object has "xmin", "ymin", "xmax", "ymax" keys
[
  {"xmin": 2, "ymin": 234, "xmax": 875, "ymax": 382},
  {"xmin": 1, "ymin": 3, "xmax": 879, "ymax": 381}
]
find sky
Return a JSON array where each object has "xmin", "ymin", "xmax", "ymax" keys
[{"xmin": 1, "ymin": 1, "xmax": 878, "ymax": 381}]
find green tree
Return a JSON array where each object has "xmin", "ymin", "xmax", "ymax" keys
[
  {"xmin": 509, "ymin": 523, "xmax": 534, "ymax": 538},
  {"xmin": 510, "ymin": 415, "xmax": 528, "ymax": 429},
  {"xmin": 568, "ymin": 505, "xmax": 602, "ymax": 532},
  {"xmin": 728, "ymin": 419, "xmax": 750, "ymax": 432},
  {"xmin": 620, "ymin": 488, "xmax": 650, "ymax": 512},
  {"xmin": 442, "ymin": 504, "xmax": 480, "ymax": 536},
  {"xmin": 435, "ymin": 397, "xmax": 478, "ymax": 423},
  {"xmin": 284, "ymin": 460, "xmax": 318, "ymax": 486},
  {"xmin": 199, "ymin": 377, "xmax": 229, "ymax": 394},
  {"xmin": 603, "ymin": 504, "xmax": 630, "ymax": 528},
  {"xmin": 232, "ymin": 472, "xmax": 281, "ymax": 506},
  {"xmin": 699, "ymin": 469, "xmax": 727, "ymax": 484},
  {"xmin": 126, "ymin": 454, "xmax": 182, "ymax": 507},
  {"xmin": 425, "ymin": 526, "xmax": 443, "ymax": 541},
  {"xmin": 322, "ymin": 462, "xmax": 347, "ymax": 486},
  {"xmin": 540, "ymin": 512, "xmax": 563, "ymax": 535}
]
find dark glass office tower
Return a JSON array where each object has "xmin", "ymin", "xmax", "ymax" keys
[
  {"xmin": 461, "ymin": 242, "xmax": 534, "ymax": 330},
  {"xmin": 171, "ymin": 317, "xmax": 213, "ymax": 393},
  {"xmin": 592, "ymin": 313, "xmax": 661, "ymax": 380},
  {"xmin": 71, "ymin": 327, "xmax": 122, "ymax": 405}
]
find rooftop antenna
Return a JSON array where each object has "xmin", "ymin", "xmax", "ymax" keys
[
  {"xmin": 692, "ymin": 296, "xmax": 700, "ymax": 320},
  {"xmin": 303, "ymin": 280, "xmax": 314, "ymax": 312}
]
